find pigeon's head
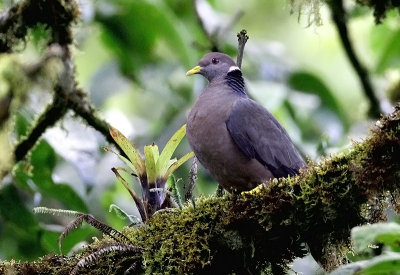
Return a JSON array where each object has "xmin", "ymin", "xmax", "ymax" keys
[{"xmin": 186, "ymin": 52, "xmax": 239, "ymax": 82}]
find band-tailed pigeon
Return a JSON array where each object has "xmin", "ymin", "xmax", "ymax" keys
[{"xmin": 186, "ymin": 52, "xmax": 305, "ymax": 193}]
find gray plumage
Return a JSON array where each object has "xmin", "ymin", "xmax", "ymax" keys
[{"xmin": 186, "ymin": 52, "xmax": 304, "ymax": 193}]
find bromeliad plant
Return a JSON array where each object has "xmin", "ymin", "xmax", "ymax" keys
[{"xmin": 106, "ymin": 124, "xmax": 194, "ymax": 222}]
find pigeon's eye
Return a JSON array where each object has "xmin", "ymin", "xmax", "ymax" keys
[{"xmin": 211, "ymin": 58, "xmax": 219, "ymax": 64}]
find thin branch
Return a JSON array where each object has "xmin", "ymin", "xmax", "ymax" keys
[
  {"xmin": 236, "ymin": 29, "xmax": 248, "ymax": 69},
  {"xmin": 328, "ymin": 0, "xmax": 381, "ymax": 118},
  {"xmin": 185, "ymin": 156, "xmax": 198, "ymax": 203}
]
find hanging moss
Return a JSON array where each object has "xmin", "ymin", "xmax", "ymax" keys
[
  {"xmin": 356, "ymin": 0, "xmax": 400, "ymax": 23},
  {"xmin": 0, "ymin": 0, "xmax": 80, "ymax": 52},
  {"xmin": 289, "ymin": 0, "xmax": 400, "ymax": 25}
]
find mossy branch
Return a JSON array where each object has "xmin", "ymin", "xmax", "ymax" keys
[{"xmin": 2, "ymin": 104, "xmax": 400, "ymax": 274}]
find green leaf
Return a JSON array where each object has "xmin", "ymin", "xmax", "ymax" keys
[
  {"xmin": 359, "ymin": 253, "xmax": 400, "ymax": 274},
  {"xmin": 287, "ymin": 71, "xmax": 349, "ymax": 130},
  {"xmin": 157, "ymin": 124, "xmax": 187, "ymax": 176},
  {"xmin": 40, "ymin": 227, "xmax": 94, "ymax": 255},
  {"xmin": 111, "ymin": 168, "xmax": 138, "ymax": 199},
  {"xmin": 352, "ymin": 222, "xmax": 400, "ymax": 252},
  {"xmin": 165, "ymin": 151, "xmax": 195, "ymax": 179},
  {"xmin": 30, "ymin": 141, "xmax": 88, "ymax": 213},
  {"xmin": 144, "ymin": 144, "xmax": 158, "ymax": 184},
  {"xmin": 109, "ymin": 127, "xmax": 145, "ymax": 176},
  {"xmin": 104, "ymin": 146, "xmax": 137, "ymax": 175},
  {"xmin": 109, "ymin": 204, "xmax": 141, "ymax": 224},
  {"xmin": 375, "ymin": 29, "xmax": 400, "ymax": 73},
  {"xmin": 111, "ymin": 168, "xmax": 147, "ymax": 222},
  {"xmin": 0, "ymin": 185, "xmax": 38, "ymax": 232},
  {"xmin": 0, "ymin": 185, "xmax": 44, "ymax": 260},
  {"xmin": 97, "ymin": 0, "xmax": 192, "ymax": 75}
]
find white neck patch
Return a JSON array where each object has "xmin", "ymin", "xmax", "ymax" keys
[{"xmin": 228, "ymin": 66, "xmax": 240, "ymax": 72}]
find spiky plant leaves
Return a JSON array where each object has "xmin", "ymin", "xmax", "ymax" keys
[
  {"xmin": 33, "ymin": 207, "xmax": 132, "ymax": 253},
  {"xmin": 70, "ymin": 243, "xmax": 143, "ymax": 275},
  {"xmin": 82, "ymin": 215, "xmax": 131, "ymax": 243},
  {"xmin": 33, "ymin": 207, "xmax": 81, "ymax": 217},
  {"xmin": 109, "ymin": 127, "xmax": 145, "ymax": 177},
  {"xmin": 111, "ymin": 168, "xmax": 147, "ymax": 222},
  {"xmin": 58, "ymin": 214, "xmax": 86, "ymax": 253},
  {"xmin": 166, "ymin": 175, "xmax": 182, "ymax": 209},
  {"xmin": 144, "ymin": 144, "xmax": 158, "ymax": 184},
  {"xmin": 104, "ymin": 147, "xmax": 138, "ymax": 176},
  {"xmin": 165, "ymin": 151, "xmax": 195, "ymax": 179},
  {"xmin": 57, "ymin": 213, "xmax": 132, "ymax": 253},
  {"xmin": 108, "ymin": 124, "xmax": 194, "ymax": 219},
  {"xmin": 157, "ymin": 124, "xmax": 188, "ymax": 176}
]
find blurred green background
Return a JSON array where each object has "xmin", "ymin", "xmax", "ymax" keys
[{"xmin": 0, "ymin": 0, "xmax": 399, "ymax": 271}]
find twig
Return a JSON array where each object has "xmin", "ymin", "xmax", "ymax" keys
[
  {"xmin": 236, "ymin": 29, "xmax": 248, "ymax": 69},
  {"xmin": 328, "ymin": 0, "xmax": 381, "ymax": 118},
  {"xmin": 185, "ymin": 156, "xmax": 198, "ymax": 206}
]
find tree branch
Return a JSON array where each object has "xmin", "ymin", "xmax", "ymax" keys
[
  {"xmin": 328, "ymin": 0, "xmax": 381, "ymax": 118},
  {"xmin": 3, "ymin": 104, "xmax": 400, "ymax": 274}
]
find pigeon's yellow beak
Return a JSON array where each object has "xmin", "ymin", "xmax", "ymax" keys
[{"xmin": 186, "ymin": 65, "xmax": 202, "ymax": 76}]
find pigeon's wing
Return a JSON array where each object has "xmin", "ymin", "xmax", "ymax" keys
[{"xmin": 226, "ymin": 99, "xmax": 305, "ymax": 177}]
